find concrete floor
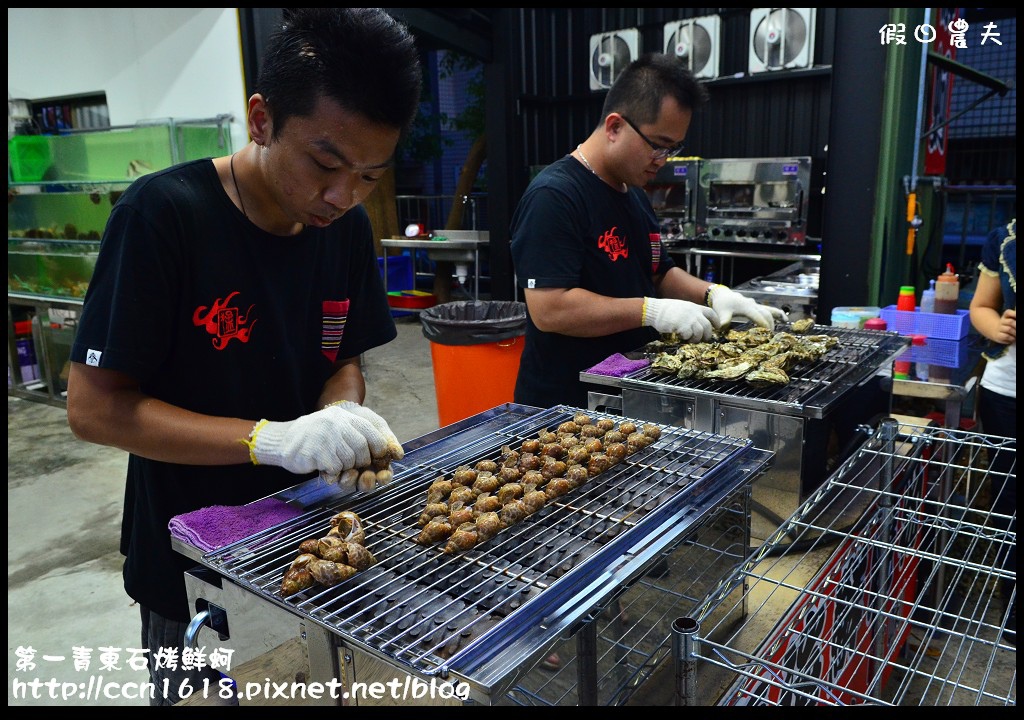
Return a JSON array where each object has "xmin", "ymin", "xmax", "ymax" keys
[
  {"xmin": 8, "ymin": 315, "xmax": 1014, "ymax": 706},
  {"xmin": 7, "ymin": 316, "xmax": 441, "ymax": 707}
]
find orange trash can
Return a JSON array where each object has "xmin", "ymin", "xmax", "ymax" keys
[{"xmin": 421, "ymin": 301, "xmax": 527, "ymax": 427}]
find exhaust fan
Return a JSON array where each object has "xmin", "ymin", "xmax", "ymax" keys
[
  {"xmin": 663, "ymin": 15, "xmax": 721, "ymax": 80},
  {"xmin": 748, "ymin": 8, "xmax": 816, "ymax": 74},
  {"xmin": 589, "ymin": 28, "xmax": 640, "ymax": 91}
]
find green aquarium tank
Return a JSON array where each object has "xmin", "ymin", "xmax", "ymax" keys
[
  {"xmin": 8, "ymin": 115, "xmax": 233, "ymax": 183},
  {"xmin": 8, "ymin": 116, "xmax": 233, "ymax": 299}
]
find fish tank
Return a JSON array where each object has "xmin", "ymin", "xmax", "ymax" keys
[
  {"xmin": 8, "ymin": 116, "xmax": 233, "ymax": 183},
  {"xmin": 8, "ymin": 116, "xmax": 233, "ymax": 300}
]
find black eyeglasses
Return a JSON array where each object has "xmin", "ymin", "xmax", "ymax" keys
[{"xmin": 621, "ymin": 116, "xmax": 686, "ymax": 160}]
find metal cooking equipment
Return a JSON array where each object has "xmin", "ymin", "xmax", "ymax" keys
[
  {"xmin": 698, "ymin": 157, "xmax": 813, "ymax": 245},
  {"xmin": 582, "ymin": 325, "xmax": 909, "ymax": 521},
  {"xmin": 181, "ymin": 404, "xmax": 773, "ymax": 705},
  {"xmin": 645, "ymin": 157, "xmax": 703, "ymax": 246},
  {"xmin": 732, "ymin": 259, "xmax": 820, "ymax": 321}
]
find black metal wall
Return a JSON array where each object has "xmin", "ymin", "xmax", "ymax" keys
[
  {"xmin": 486, "ymin": 8, "xmax": 844, "ymax": 300},
  {"xmin": 241, "ymin": 9, "xmax": 890, "ymax": 307}
]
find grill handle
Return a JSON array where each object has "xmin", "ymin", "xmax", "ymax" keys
[{"xmin": 184, "ymin": 609, "xmax": 211, "ymax": 649}]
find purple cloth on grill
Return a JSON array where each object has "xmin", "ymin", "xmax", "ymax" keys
[
  {"xmin": 168, "ymin": 497, "xmax": 303, "ymax": 553},
  {"xmin": 585, "ymin": 353, "xmax": 650, "ymax": 378}
]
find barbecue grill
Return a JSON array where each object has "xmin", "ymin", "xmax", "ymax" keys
[
  {"xmin": 179, "ymin": 404, "xmax": 773, "ymax": 705},
  {"xmin": 582, "ymin": 324, "xmax": 909, "ymax": 527}
]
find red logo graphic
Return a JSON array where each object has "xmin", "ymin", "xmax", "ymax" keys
[
  {"xmin": 192, "ymin": 291, "xmax": 256, "ymax": 350},
  {"xmin": 597, "ymin": 226, "xmax": 629, "ymax": 261}
]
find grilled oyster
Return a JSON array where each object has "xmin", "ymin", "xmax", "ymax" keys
[
  {"xmin": 704, "ymin": 358, "xmax": 756, "ymax": 381},
  {"xmin": 651, "ymin": 353, "xmax": 683, "ymax": 373},
  {"xmin": 790, "ymin": 317, "xmax": 815, "ymax": 333},
  {"xmin": 676, "ymin": 358, "xmax": 705, "ymax": 380},
  {"xmin": 746, "ymin": 366, "xmax": 790, "ymax": 388}
]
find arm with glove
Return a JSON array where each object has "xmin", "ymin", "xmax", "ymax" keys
[
  {"xmin": 244, "ymin": 400, "xmax": 404, "ymax": 490},
  {"xmin": 706, "ymin": 284, "xmax": 787, "ymax": 330}
]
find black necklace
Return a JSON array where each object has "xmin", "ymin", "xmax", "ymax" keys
[{"xmin": 229, "ymin": 152, "xmax": 247, "ymax": 218}]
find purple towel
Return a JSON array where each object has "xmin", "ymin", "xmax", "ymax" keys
[
  {"xmin": 586, "ymin": 353, "xmax": 651, "ymax": 378},
  {"xmin": 168, "ymin": 497, "xmax": 303, "ymax": 553}
]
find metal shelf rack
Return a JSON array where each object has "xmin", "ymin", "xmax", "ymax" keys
[{"xmin": 680, "ymin": 420, "xmax": 1016, "ymax": 706}]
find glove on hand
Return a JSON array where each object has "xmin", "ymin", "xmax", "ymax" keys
[
  {"xmin": 642, "ymin": 297, "xmax": 717, "ymax": 342},
  {"xmin": 708, "ymin": 285, "xmax": 787, "ymax": 330},
  {"xmin": 331, "ymin": 400, "xmax": 404, "ymax": 462},
  {"xmin": 246, "ymin": 404, "xmax": 389, "ymax": 481}
]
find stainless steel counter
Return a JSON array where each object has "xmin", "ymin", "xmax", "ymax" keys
[{"xmin": 382, "ymin": 231, "xmax": 489, "ymax": 300}]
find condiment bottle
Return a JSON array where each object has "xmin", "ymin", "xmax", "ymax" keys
[
  {"xmin": 897, "ymin": 285, "xmax": 917, "ymax": 312},
  {"xmin": 934, "ymin": 264, "xmax": 959, "ymax": 314},
  {"xmin": 920, "ymin": 279, "xmax": 936, "ymax": 314}
]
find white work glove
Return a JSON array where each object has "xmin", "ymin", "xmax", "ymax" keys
[
  {"xmin": 245, "ymin": 403, "xmax": 391, "ymax": 482},
  {"xmin": 331, "ymin": 400, "xmax": 404, "ymax": 463},
  {"xmin": 707, "ymin": 285, "xmax": 787, "ymax": 330},
  {"xmin": 642, "ymin": 297, "xmax": 717, "ymax": 342}
]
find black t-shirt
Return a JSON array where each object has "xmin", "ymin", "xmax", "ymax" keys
[
  {"xmin": 509, "ymin": 155, "xmax": 674, "ymax": 408},
  {"xmin": 70, "ymin": 159, "xmax": 397, "ymax": 621}
]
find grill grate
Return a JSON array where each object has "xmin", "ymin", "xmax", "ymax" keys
[
  {"xmin": 200, "ymin": 405, "xmax": 772, "ymax": 695},
  {"xmin": 586, "ymin": 325, "xmax": 908, "ymax": 415}
]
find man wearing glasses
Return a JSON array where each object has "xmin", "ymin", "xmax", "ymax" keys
[{"xmin": 510, "ymin": 53, "xmax": 784, "ymax": 410}]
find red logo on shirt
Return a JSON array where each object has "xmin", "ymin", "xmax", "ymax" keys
[
  {"xmin": 598, "ymin": 226, "xmax": 629, "ymax": 261},
  {"xmin": 192, "ymin": 291, "xmax": 256, "ymax": 350}
]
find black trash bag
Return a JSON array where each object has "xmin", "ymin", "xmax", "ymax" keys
[{"xmin": 420, "ymin": 300, "xmax": 527, "ymax": 347}]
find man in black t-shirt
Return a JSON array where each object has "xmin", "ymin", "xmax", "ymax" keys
[
  {"xmin": 65, "ymin": 9, "xmax": 423, "ymax": 705},
  {"xmin": 511, "ymin": 54, "xmax": 785, "ymax": 409}
]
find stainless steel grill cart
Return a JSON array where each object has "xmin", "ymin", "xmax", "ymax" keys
[
  {"xmin": 180, "ymin": 403, "xmax": 773, "ymax": 705},
  {"xmin": 677, "ymin": 419, "xmax": 1016, "ymax": 706},
  {"xmin": 582, "ymin": 325, "xmax": 909, "ymax": 529}
]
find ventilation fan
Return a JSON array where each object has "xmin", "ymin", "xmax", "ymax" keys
[
  {"xmin": 748, "ymin": 8, "xmax": 816, "ymax": 74},
  {"xmin": 663, "ymin": 15, "xmax": 721, "ymax": 80},
  {"xmin": 589, "ymin": 28, "xmax": 639, "ymax": 91}
]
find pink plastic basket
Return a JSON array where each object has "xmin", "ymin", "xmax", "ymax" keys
[{"xmin": 879, "ymin": 306, "xmax": 970, "ymax": 339}]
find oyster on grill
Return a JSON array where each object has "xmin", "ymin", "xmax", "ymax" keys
[
  {"xmin": 651, "ymin": 353, "xmax": 683, "ymax": 373},
  {"xmin": 704, "ymin": 359, "xmax": 756, "ymax": 380},
  {"xmin": 746, "ymin": 366, "xmax": 790, "ymax": 388},
  {"xmin": 790, "ymin": 318, "xmax": 815, "ymax": 333},
  {"xmin": 676, "ymin": 358, "xmax": 705, "ymax": 380}
]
